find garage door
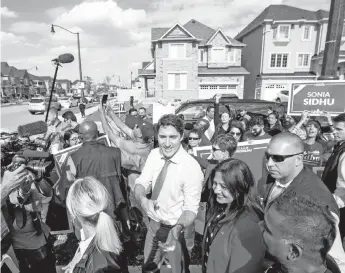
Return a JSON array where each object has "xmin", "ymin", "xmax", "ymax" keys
[
  {"xmin": 262, "ymin": 84, "xmax": 288, "ymax": 101},
  {"xmin": 199, "ymin": 84, "xmax": 237, "ymax": 99}
]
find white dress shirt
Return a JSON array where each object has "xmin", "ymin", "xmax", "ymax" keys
[
  {"xmin": 202, "ymin": 116, "xmax": 215, "ymax": 141},
  {"xmin": 267, "ymin": 180, "xmax": 293, "ymax": 204},
  {"xmin": 135, "ymin": 146, "xmax": 204, "ymax": 225}
]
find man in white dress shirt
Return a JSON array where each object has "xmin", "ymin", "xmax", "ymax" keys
[
  {"xmin": 134, "ymin": 114, "xmax": 204, "ymax": 273},
  {"xmin": 202, "ymin": 106, "xmax": 215, "ymax": 141}
]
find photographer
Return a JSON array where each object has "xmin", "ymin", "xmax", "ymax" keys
[{"xmin": 1, "ymin": 164, "xmax": 56, "ymax": 273}]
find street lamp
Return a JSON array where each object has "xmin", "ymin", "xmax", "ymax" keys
[
  {"xmin": 51, "ymin": 24, "xmax": 84, "ymax": 99},
  {"xmin": 27, "ymin": 66, "xmax": 38, "ymax": 71}
]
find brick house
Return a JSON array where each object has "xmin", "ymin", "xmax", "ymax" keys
[
  {"xmin": 138, "ymin": 19, "xmax": 249, "ymax": 100},
  {"xmin": 1, "ymin": 62, "xmax": 31, "ymax": 98},
  {"xmin": 235, "ymin": 4, "xmax": 345, "ymax": 101}
]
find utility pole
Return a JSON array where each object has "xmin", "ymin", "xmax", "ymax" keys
[
  {"xmin": 318, "ymin": 0, "xmax": 345, "ymax": 80},
  {"xmin": 130, "ymin": 71, "xmax": 133, "ymax": 89}
]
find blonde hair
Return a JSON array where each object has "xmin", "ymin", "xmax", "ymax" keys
[{"xmin": 66, "ymin": 176, "xmax": 122, "ymax": 254}]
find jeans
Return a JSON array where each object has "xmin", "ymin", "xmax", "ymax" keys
[{"xmin": 142, "ymin": 220, "xmax": 190, "ymax": 273}]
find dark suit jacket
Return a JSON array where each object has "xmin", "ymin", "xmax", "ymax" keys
[{"xmin": 250, "ymin": 167, "xmax": 339, "ymax": 221}]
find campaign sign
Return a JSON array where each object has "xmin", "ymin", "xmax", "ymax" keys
[
  {"xmin": 288, "ymin": 81, "xmax": 345, "ymax": 116},
  {"xmin": 47, "ymin": 135, "xmax": 110, "ymax": 234},
  {"xmin": 193, "ymin": 139, "xmax": 270, "ymax": 182}
]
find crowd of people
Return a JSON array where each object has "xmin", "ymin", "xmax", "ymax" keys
[{"xmin": 1, "ymin": 94, "xmax": 345, "ymax": 273}]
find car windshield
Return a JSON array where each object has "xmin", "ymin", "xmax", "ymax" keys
[{"xmin": 30, "ymin": 99, "xmax": 44, "ymax": 103}]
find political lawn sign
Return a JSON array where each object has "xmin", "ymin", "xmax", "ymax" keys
[
  {"xmin": 288, "ymin": 81, "xmax": 345, "ymax": 116},
  {"xmin": 47, "ymin": 135, "xmax": 110, "ymax": 234}
]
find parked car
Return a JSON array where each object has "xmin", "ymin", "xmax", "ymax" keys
[
  {"xmin": 85, "ymin": 96, "xmax": 94, "ymax": 103},
  {"xmin": 1, "ymin": 96, "xmax": 10, "ymax": 104},
  {"xmin": 275, "ymin": 90, "xmax": 289, "ymax": 103},
  {"xmin": 58, "ymin": 97, "xmax": 78, "ymax": 108},
  {"xmin": 28, "ymin": 97, "xmax": 46, "ymax": 114},
  {"xmin": 175, "ymin": 98, "xmax": 285, "ymax": 125}
]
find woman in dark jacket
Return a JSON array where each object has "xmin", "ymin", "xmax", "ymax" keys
[
  {"xmin": 64, "ymin": 176, "xmax": 126, "ymax": 273},
  {"xmin": 202, "ymin": 158, "xmax": 265, "ymax": 273},
  {"xmin": 265, "ymin": 111, "xmax": 283, "ymax": 136}
]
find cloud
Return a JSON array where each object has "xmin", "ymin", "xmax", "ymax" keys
[
  {"xmin": 1, "ymin": 7, "xmax": 18, "ymax": 18},
  {"xmin": 9, "ymin": 22, "xmax": 50, "ymax": 34},
  {"xmin": 45, "ymin": 6, "xmax": 68, "ymax": 19},
  {"xmin": 54, "ymin": 0, "xmax": 147, "ymax": 29},
  {"xmin": 1, "ymin": 31, "xmax": 26, "ymax": 46}
]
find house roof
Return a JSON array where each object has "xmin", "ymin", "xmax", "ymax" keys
[
  {"xmin": 56, "ymin": 79, "xmax": 71, "ymax": 83},
  {"xmin": 151, "ymin": 19, "xmax": 244, "ymax": 46},
  {"xmin": 235, "ymin": 5, "xmax": 329, "ymax": 40},
  {"xmin": 15, "ymin": 69, "xmax": 27, "ymax": 79},
  {"xmin": 198, "ymin": 67, "xmax": 249, "ymax": 75},
  {"xmin": 72, "ymin": 80, "xmax": 80, "ymax": 85},
  {"xmin": 142, "ymin": 62, "xmax": 151, "ymax": 69},
  {"xmin": 1, "ymin": 62, "xmax": 12, "ymax": 76},
  {"xmin": 28, "ymin": 73, "xmax": 43, "ymax": 80},
  {"xmin": 138, "ymin": 69, "xmax": 155, "ymax": 76},
  {"xmin": 39, "ymin": 76, "xmax": 52, "ymax": 81}
]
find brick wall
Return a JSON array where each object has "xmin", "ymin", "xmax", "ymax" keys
[{"xmin": 155, "ymin": 41, "xmax": 199, "ymax": 100}]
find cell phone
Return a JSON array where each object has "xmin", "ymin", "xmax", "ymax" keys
[{"xmin": 101, "ymin": 94, "xmax": 108, "ymax": 106}]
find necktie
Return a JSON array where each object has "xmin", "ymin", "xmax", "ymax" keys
[
  {"xmin": 151, "ymin": 159, "xmax": 172, "ymax": 200},
  {"xmin": 267, "ymin": 183, "xmax": 285, "ymax": 203}
]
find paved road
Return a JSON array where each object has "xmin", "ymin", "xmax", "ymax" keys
[{"xmin": 1, "ymin": 104, "xmax": 96, "ymax": 132}]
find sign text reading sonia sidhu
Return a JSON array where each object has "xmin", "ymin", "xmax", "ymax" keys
[{"xmin": 288, "ymin": 81, "xmax": 345, "ymax": 116}]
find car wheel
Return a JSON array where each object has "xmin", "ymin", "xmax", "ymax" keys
[
  {"xmin": 276, "ymin": 98, "xmax": 281, "ymax": 103},
  {"xmin": 29, "ymin": 111, "xmax": 35, "ymax": 115}
]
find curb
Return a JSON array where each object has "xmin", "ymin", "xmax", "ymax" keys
[{"xmin": 1, "ymin": 102, "xmax": 29, "ymax": 108}]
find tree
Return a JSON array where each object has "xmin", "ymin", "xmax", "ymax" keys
[
  {"xmin": 84, "ymin": 76, "xmax": 93, "ymax": 95},
  {"xmin": 102, "ymin": 76, "xmax": 112, "ymax": 93}
]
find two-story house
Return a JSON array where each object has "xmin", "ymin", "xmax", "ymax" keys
[
  {"xmin": 57, "ymin": 79, "xmax": 72, "ymax": 95},
  {"xmin": 1, "ymin": 62, "xmax": 32, "ymax": 98},
  {"xmin": 236, "ymin": 5, "xmax": 345, "ymax": 101},
  {"xmin": 29, "ymin": 73, "xmax": 48, "ymax": 96},
  {"xmin": 139, "ymin": 19, "xmax": 249, "ymax": 100}
]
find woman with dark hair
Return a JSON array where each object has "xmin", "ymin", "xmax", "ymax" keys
[
  {"xmin": 303, "ymin": 120, "xmax": 325, "ymax": 169},
  {"xmin": 202, "ymin": 158, "xmax": 265, "ymax": 273},
  {"xmin": 229, "ymin": 120, "xmax": 244, "ymax": 142},
  {"xmin": 265, "ymin": 111, "xmax": 283, "ymax": 136},
  {"xmin": 63, "ymin": 129, "xmax": 81, "ymax": 148}
]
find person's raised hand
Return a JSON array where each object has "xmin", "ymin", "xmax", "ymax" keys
[
  {"xmin": 215, "ymin": 93, "xmax": 222, "ymax": 104},
  {"xmin": 2, "ymin": 164, "xmax": 27, "ymax": 193},
  {"xmin": 301, "ymin": 110, "xmax": 310, "ymax": 122}
]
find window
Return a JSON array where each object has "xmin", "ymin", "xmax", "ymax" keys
[
  {"xmin": 212, "ymin": 47, "xmax": 226, "ymax": 62},
  {"xmin": 270, "ymin": 53, "xmax": 289, "ymax": 68},
  {"xmin": 199, "ymin": 49, "xmax": 207, "ymax": 63},
  {"xmin": 167, "ymin": 73, "xmax": 188, "ymax": 90},
  {"xmin": 297, "ymin": 54, "xmax": 310, "ymax": 67},
  {"xmin": 302, "ymin": 26, "xmax": 311, "ymax": 41},
  {"xmin": 273, "ymin": 25, "xmax": 291, "ymax": 41},
  {"xmin": 228, "ymin": 48, "xmax": 236, "ymax": 63},
  {"xmin": 169, "ymin": 44, "xmax": 185, "ymax": 58}
]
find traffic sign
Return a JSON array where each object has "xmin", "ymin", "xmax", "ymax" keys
[{"xmin": 288, "ymin": 81, "xmax": 345, "ymax": 116}]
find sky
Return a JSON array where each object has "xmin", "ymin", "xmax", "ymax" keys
[{"xmin": 1, "ymin": 0, "xmax": 330, "ymax": 86}]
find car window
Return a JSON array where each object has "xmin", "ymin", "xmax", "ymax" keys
[
  {"xmin": 30, "ymin": 99, "xmax": 44, "ymax": 103},
  {"xmin": 178, "ymin": 105, "xmax": 206, "ymax": 120},
  {"xmin": 281, "ymin": 90, "xmax": 289, "ymax": 96}
]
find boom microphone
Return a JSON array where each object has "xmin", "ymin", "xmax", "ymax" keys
[
  {"xmin": 17, "ymin": 121, "xmax": 47, "ymax": 137},
  {"xmin": 58, "ymin": 53, "xmax": 74, "ymax": 64}
]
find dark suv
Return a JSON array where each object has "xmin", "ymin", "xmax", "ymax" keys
[{"xmin": 175, "ymin": 98, "xmax": 285, "ymax": 124}]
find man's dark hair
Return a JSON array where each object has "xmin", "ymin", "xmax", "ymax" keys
[
  {"xmin": 129, "ymin": 108, "xmax": 138, "ymax": 115},
  {"xmin": 333, "ymin": 113, "xmax": 345, "ymax": 123},
  {"xmin": 206, "ymin": 106, "xmax": 214, "ymax": 113},
  {"xmin": 212, "ymin": 134, "xmax": 238, "ymax": 158},
  {"xmin": 157, "ymin": 114, "xmax": 184, "ymax": 137},
  {"xmin": 188, "ymin": 128, "xmax": 202, "ymax": 139},
  {"xmin": 274, "ymin": 194, "xmax": 336, "ymax": 265},
  {"xmin": 139, "ymin": 107, "xmax": 146, "ymax": 112},
  {"xmin": 249, "ymin": 116, "xmax": 265, "ymax": 127},
  {"xmin": 196, "ymin": 119, "xmax": 210, "ymax": 132}
]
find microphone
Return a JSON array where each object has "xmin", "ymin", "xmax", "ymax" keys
[
  {"xmin": 58, "ymin": 53, "xmax": 74, "ymax": 64},
  {"xmin": 51, "ymin": 53, "xmax": 74, "ymax": 64},
  {"xmin": 17, "ymin": 121, "xmax": 48, "ymax": 137}
]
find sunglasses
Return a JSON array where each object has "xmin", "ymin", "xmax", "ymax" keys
[
  {"xmin": 212, "ymin": 146, "xmax": 222, "ymax": 152},
  {"xmin": 230, "ymin": 131, "xmax": 241, "ymax": 136},
  {"xmin": 189, "ymin": 137, "xmax": 200, "ymax": 140},
  {"xmin": 265, "ymin": 152, "xmax": 303, "ymax": 163}
]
